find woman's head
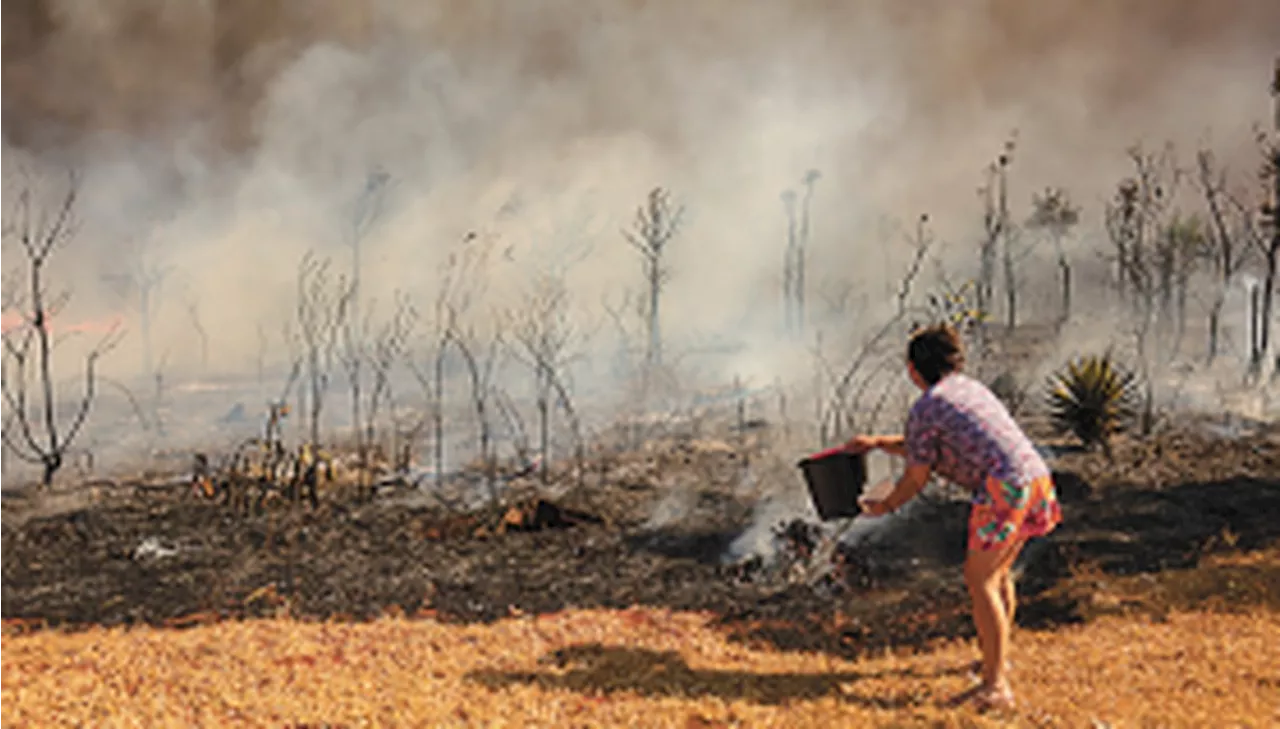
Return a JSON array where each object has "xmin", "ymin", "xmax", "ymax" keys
[{"xmin": 907, "ymin": 323, "xmax": 965, "ymax": 388}]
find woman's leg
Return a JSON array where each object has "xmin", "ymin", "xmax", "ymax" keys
[
  {"xmin": 1002, "ymin": 572, "xmax": 1017, "ymax": 633},
  {"xmin": 964, "ymin": 538, "xmax": 1025, "ymax": 692},
  {"xmin": 967, "ymin": 575, "xmax": 1017, "ymax": 677}
]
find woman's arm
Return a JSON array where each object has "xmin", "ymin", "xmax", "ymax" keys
[
  {"xmin": 844, "ymin": 434, "xmax": 907, "ymax": 457},
  {"xmin": 860, "ymin": 462, "xmax": 931, "ymax": 517},
  {"xmin": 874, "ymin": 435, "xmax": 907, "ymax": 458}
]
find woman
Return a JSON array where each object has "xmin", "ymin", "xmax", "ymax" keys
[{"xmin": 846, "ymin": 323, "xmax": 1061, "ymax": 711}]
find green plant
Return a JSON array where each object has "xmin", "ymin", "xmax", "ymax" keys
[{"xmin": 1046, "ymin": 354, "xmax": 1139, "ymax": 453}]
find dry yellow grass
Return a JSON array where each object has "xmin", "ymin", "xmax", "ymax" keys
[{"xmin": 4, "ymin": 600, "xmax": 1278, "ymax": 729}]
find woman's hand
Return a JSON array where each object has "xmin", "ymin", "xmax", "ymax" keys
[
  {"xmin": 857, "ymin": 463, "xmax": 930, "ymax": 518},
  {"xmin": 857, "ymin": 496, "xmax": 893, "ymax": 517}
]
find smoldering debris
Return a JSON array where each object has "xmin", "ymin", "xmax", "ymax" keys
[
  {"xmin": 722, "ymin": 454, "xmax": 926, "ymax": 570},
  {"xmin": 726, "ymin": 491, "xmax": 959, "ymax": 593},
  {"xmin": 132, "ymin": 537, "xmax": 181, "ymax": 561},
  {"xmin": 723, "ymin": 495, "xmax": 813, "ymax": 567}
]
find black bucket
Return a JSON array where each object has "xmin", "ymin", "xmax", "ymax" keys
[{"xmin": 797, "ymin": 447, "xmax": 867, "ymax": 521}]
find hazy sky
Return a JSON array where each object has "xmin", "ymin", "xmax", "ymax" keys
[{"xmin": 2, "ymin": 0, "xmax": 1276, "ymax": 382}]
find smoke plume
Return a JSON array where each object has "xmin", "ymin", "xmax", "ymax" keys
[{"xmin": 2, "ymin": 0, "xmax": 1276, "ymax": 476}]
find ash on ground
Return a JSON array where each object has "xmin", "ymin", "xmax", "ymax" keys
[{"xmin": 4, "ymin": 419, "xmax": 1277, "ymax": 659}]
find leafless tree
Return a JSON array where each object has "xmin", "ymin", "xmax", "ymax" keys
[
  {"xmin": 347, "ymin": 170, "xmax": 391, "ymax": 313},
  {"xmin": 338, "ymin": 306, "xmax": 371, "ymax": 484},
  {"xmin": 1105, "ymin": 145, "xmax": 1182, "ymax": 309},
  {"xmin": 492, "ymin": 387, "xmax": 531, "ymax": 467},
  {"xmin": 256, "ymin": 322, "xmax": 268, "ymax": 386},
  {"xmin": 150, "ymin": 350, "xmax": 170, "ymax": 437},
  {"xmin": 343, "ymin": 291, "xmax": 416, "ymax": 496},
  {"xmin": 508, "ymin": 274, "xmax": 584, "ymax": 486},
  {"xmin": 369, "ymin": 294, "xmax": 416, "ymax": 433},
  {"xmin": 449, "ymin": 312, "xmax": 502, "ymax": 499},
  {"xmin": 278, "ymin": 320, "xmax": 303, "ymax": 439},
  {"xmin": 622, "ymin": 187, "xmax": 684, "ymax": 369},
  {"xmin": 600, "ymin": 288, "xmax": 653, "ymax": 447},
  {"xmin": 781, "ymin": 170, "xmax": 821, "ymax": 337},
  {"xmin": 1026, "ymin": 187, "xmax": 1082, "ymax": 329},
  {"xmin": 977, "ymin": 139, "xmax": 1014, "ymax": 329},
  {"xmin": 797, "ymin": 170, "xmax": 820, "ymax": 333},
  {"xmin": 408, "ymin": 232, "xmax": 494, "ymax": 484},
  {"xmin": 101, "ymin": 247, "xmax": 170, "ymax": 383},
  {"xmin": 135, "ymin": 263, "xmax": 170, "ymax": 380},
  {"xmin": 781, "ymin": 189, "xmax": 798, "ymax": 334},
  {"xmin": 1, "ymin": 169, "xmax": 123, "ymax": 487},
  {"xmin": 339, "ymin": 170, "xmax": 391, "ymax": 460},
  {"xmin": 1154, "ymin": 214, "xmax": 1208, "ymax": 354},
  {"xmin": 293, "ymin": 251, "xmax": 352, "ymax": 447},
  {"xmin": 184, "ymin": 296, "xmax": 209, "ymax": 371},
  {"xmin": 1104, "ymin": 145, "xmax": 1186, "ymax": 432},
  {"xmin": 976, "ymin": 136, "xmax": 1020, "ymax": 332},
  {"xmin": 897, "ymin": 214, "xmax": 934, "ymax": 316},
  {"xmin": 1195, "ymin": 149, "xmax": 1260, "ymax": 363},
  {"xmin": 601, "ymin": 288, "xmax": 645, "ymax": 378},
  {"xmin": 1255, "ymin": 63, "xmax": 1280, "ymax": 375},
  {"xmin": 0, "ymin": 355, "xmax": 8, "ymax": 473}
]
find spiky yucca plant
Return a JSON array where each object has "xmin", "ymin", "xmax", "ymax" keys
[{"xmin": 1046, "ymin": 354, "xmax": 1139, "ymax": 453}]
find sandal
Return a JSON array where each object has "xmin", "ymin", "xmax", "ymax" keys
[{"xmin": 972, "ymin": 684, "xmax": 1016, "ymax": 712}]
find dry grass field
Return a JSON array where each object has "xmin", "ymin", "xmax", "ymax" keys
[{"xmin": 5, "ymin": 548, "xmax": 1279, "ymax": 728}]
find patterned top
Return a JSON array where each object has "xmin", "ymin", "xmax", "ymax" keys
[{"xmin": 904, "ymin": 373, "xmax": 1049, "ymax": 491}]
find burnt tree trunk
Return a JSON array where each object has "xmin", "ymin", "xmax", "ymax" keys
[
  {"xmin": 1208, "ymin": 297, "xmax": 1222, "ymax": 363},
  {"xmin": 1176, "ymin": 272, "xmax": 1189, "ymax": 348},
  {"xmin": 434, "ymin": 339, "xmax": 446, "ymax": 484},
  {"xmin": 1263, "ymin": 142, "xmax": 1280, "ymax": 370},
  {"xmin": 647, "ymin": 259, "xmax": 661, "ymax": 367},
  {"xmin": 350, "ymin": 363, "xmax": 364, "ymax": 488},
  {"xmin": 782, "ymin": 191, "xmax": 796, "ymax": 335},
  {"xmin": 1262, "ymin": 246, "xmax": 1277, "ymax": 370},
  {"xmin": 307, "ymin": 349, "xmax": 322, "ymax": 446},
  {"xmin": 1251, "ymin": 284, "xmax": 1262, "ymax": 373},
  {"xmin": 1058, "ymin": 257, "xmax": 1072, "ymax": 328},
  {"xmin": 1266, "ymin": 66, "xmax": 1280, "ymax": 373},
  {"xmin": 455, "ymin": 336, "xmax": 496, "ymax": 502},
  {"xmin": 1003, "ymin": 247, "xmax": 1017, "ymax": 331},
  {"xmin": 537, "ymin": 367, "xmax": 550, "ymax": 485},
  {"xmin": 32, "ymin": 264, "xmax": 61, "ymax": 488}
]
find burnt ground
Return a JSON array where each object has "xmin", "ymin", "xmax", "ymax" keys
[{"xmin": 3, "ymin": 418, "xmax": 1279, "ymax": 660}]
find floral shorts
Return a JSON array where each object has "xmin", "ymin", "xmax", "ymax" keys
[{"xmin": 968, "ymin": 474, "xmax": 1062, "ymax": 552}]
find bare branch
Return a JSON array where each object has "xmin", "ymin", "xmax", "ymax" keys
[
  {"xmin": 896, "ymin": 213, "xmax": 934, "ymax": 316},
  {"xmin": 60, "ymin": 325, "xmax": 125, "ymax": 453},
  {"xmin": 1, "ymin": 168, "xmax": 118, "ymax": 486}
]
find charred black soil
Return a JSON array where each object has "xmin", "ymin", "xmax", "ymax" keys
[{"xmin": 4, "ymin": 420, "xmax": 1278, "ymax": 660}]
